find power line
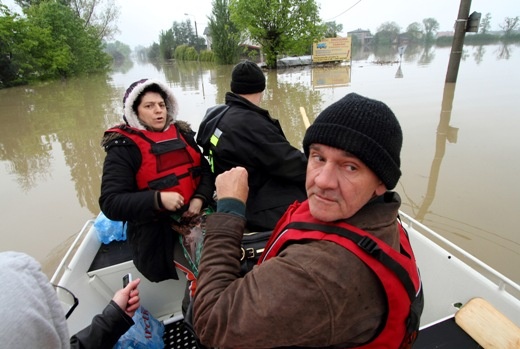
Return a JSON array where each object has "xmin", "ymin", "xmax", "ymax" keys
[{"xmin": 324, "ymin": 0, "xmax": 363, "ymax": 21}]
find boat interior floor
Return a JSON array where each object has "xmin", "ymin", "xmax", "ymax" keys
[
  {"xmin": 88, "ymin": 240, "xmax": 132, "ymax": 272},
  {"xmin": 164, "ymin": 318, "xmax": 199, "ymax": 349},
  {"xmin": 413, "ymin": 316, "xmax": 479, "ymax": 348},
  {"xmin": 162, "ymin": 315, "xmax": 480, "ymax": 349}
]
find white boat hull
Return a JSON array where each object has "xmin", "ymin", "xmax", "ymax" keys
[{"xmin": 52, "ymin": 212, "xmax": 520, "ymax": 340}]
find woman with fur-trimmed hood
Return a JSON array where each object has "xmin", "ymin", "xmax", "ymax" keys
[{"xmin": 99, "ymin": 79, "xmax": 214, "ymax": 287}]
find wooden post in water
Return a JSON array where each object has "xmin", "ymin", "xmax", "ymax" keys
[{"xmin": 445, "ymin": 0, "xmax": 472, "ymax": 83}]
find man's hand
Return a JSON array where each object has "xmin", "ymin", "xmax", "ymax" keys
[
  {"xmin": 112, "ymin": 278, "xmax": 141, "ymax": 317},
  {"xmin": 216, "ymin": 167, "xmax": 249, "ymax": 204}
]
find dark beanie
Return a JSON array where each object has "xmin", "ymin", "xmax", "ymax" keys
[
  {"xmin": 303, "ymin": 93, "xmax": 402, "ymax": 190},
  {"xmin": 230, "ymin": 61, "xmax": 266, "ymax": 94}
]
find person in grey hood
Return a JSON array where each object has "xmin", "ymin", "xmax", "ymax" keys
[
  {"xmin": 0, "ymin": 251, "xmax": 141, "ymax": 349},
  {"xmin": 99, "ymin": 79, "xmax": 215, "ymax": 286}
]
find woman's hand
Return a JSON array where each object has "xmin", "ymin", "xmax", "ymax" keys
[
  {"xmin": 160, "ymin": 191, "xmax": 185, "ymax": 211},
  {"xmin": 183, "ymin": 197, "xmax": 203, "ymax": 218}
]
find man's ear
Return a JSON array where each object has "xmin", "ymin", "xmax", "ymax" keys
[{"xmin": 374, "ymin": 182, "xmax": 387, "ymax": 196}]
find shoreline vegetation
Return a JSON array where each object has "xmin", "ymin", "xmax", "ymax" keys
[{"xmin": 1, "ymin": 1, "xmax": 519, "ymax": 88}]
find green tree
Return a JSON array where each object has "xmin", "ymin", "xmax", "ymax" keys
[
  {"xmin": 500, "ymin": 16, "xmax": 519, "ymax": 37},
  {"xmin": 229, "ymin": 0, "xmax": 324, "ymax": 69},
  {"xmin": 1, "ymin": 1, "xmax": 109, "ymax": 86},
  {"xmin": 0, "ymin": 4, "xmax": 25, "ymax": 87},
  {"xmin": 374, "ymin": 21, "xmax": 400, "ymax": 45},
  {"xmin": 159, "ymin": 29, "xmax": 175, "ymax": 60},
  {"xmin": 405, "ymin": 22, "xmax": 423, "ymax": 43},
  {"xmin": 184, "ymin": 19, "xmax": 205, "ymax": 51},
  {"xmin": 105, "ymin": 40, "xmax": 131, "ymax": 64},
  {"xmin": 156, "ymin": 20, "xmax": 201, "ymax": 60},
  {"xmin": 324, "ymin": 21, "xmax": 343, "ymax": 38},
  {"xmin": 14, "ymin": 0, "xmax": 48, "ymax": 8},
  {"xmin": 15, "ymin": 0, "xmax": 120, "ymax": 42},
  {"xmin": 147, "ymin": 42, "xmax": 161, "ymax": 61},
  {"xmin": 24, "ymin": 2, "xmax": 109, "ymax": 77},
  {"xmin": 171, "ymin": 21, "xmax": 191, "ymax": 47},
  {"xmin": 480, "ymin": 13, "xmax": 492, "ymax": 34},
  {"xmin": 422, "ymin": 17, "xmax": 439, "ymax": 43},
  {"xmin": 208, "ymin": 0, "xmax": 242, "ymax": 64}
]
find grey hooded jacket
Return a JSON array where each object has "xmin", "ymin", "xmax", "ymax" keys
[{"xmin": 0, "ymin": 251, "xmax": 134, "ymax": 349}]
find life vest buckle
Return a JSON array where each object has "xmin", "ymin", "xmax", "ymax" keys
[
  {"xmin": 358, "ymin": 236, "xmax": 379, "ymax": 254},
  {"xmin": 240, "ymin": 247, "xmax": 264, "ymax": 261}
]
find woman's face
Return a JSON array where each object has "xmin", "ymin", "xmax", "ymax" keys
[{"xmin": 137, "ymin": 92, "xmax": 167, "ymax": 131}]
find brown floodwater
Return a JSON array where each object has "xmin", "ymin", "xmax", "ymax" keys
[{"xmin": 0, "ymin": 43, "xmax": 519, "ymax": 283}]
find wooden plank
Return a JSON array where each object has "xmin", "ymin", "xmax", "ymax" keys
[
  {"xmin": 300, "ymin": 107, "xmax": 310, "ymax": 129},
  {"xmin": 455, "ymin": 297, "xmax": 520, "ymax": 349}
]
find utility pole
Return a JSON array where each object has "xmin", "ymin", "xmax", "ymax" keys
[
  {"xmin": 184, "ymin": 13, "xmax": 198, "ymax": 38},
  {"xmin": 445, "ymin": 0, "xmax": 472, "ymax": 82}
]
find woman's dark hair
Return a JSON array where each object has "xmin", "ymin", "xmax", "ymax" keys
[{"xmin": 132, "ymin": 84, "xmax": 169, "ymax": 115}]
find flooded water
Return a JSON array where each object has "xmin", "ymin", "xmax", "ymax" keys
[{"xmin": 0, "ymin": 43, "xmax": 519, "ymax": 283}]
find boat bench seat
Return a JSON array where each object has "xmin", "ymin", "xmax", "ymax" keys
[
  {"xmin": 88, "ymin": 240, "xmax": 133, "ymax": 272},
  {"xmin": 413, "ymin": 316, "xmax": 479, "ymax": 348}
]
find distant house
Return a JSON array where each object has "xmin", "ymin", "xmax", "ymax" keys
[
  {"xmin": 204, "ymin": 29, "xmax": 262, "ymax": 61},
  {"xmin": 203, "ymin": 27, "xmax": 212, "ymax": 50},
  {"xmin": 239, "ymin": 43, "xmax": 262, "ymax": 62},
  {"xmin": 437, "ymin": 31, "xmax": 454, "ymax": 38},
  {"xmin": 347, "ymin": 28, "xmax": 373, "ymax": 45},
  {"xmin": 398, "ymin": 33, "xmax": 410, "ymax": 46}
]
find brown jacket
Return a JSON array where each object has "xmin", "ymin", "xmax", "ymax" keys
[{"xmin": 193, "ymin": 193, "xmax": 401, "ymax": 348}]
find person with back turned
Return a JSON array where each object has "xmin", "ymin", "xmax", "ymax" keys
[{"xmin": 197, "ymin": 61, "xmax": 307, "ymax": 232}]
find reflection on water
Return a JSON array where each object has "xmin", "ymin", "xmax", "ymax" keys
[
  {"xmin": 412, "ymin": 82, "xmax": 458, "ymax": 221},
  {"xmin": 0, "ymin": 44, "xmax": 519, "ymax": 283}
]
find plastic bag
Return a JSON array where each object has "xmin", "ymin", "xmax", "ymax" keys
[
  {"xmin": 113, "ymin": 306, "xmax": 165, "ymax": 349},
  {"xmin": 94, "ymin": 211, "xmax": 127, "ymax": 244},
  {"xmin": 172, "ymin": 207, "xmax": 213, "ymax": 277},
  {"xmin": 180, "ymin": 219, "xmax": 205, "ymax": 277}
]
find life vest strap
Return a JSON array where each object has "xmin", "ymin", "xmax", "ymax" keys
[{"xmin": 284, "ymin": 221, "xmax": 417, "ymax": 302}]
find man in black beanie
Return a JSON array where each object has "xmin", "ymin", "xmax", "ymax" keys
[
  {"xmin": 197, "ymin": 61, "xmax": 307, "ymax": 233},
  {"xmin": 193, "ymin": 92, "xmax": 423, "ymax": 348}
]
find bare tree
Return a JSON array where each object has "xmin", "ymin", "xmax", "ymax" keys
[
  {"xmin": 405, "ymin": 22, "xmax": 423, "ymax": 43},
  {"xmin": 480, "ymin": 13, "xmax": 492, "ymax": 34},
  {"xmin": 324, "ymin": 21, "xmax": 343, "ymax": 38},
  {"xmin": 422, "ymin": 18, "xmax": 439, "ymax": 43},
  {"xmin": 70, "ymin": 0, "xmax": 120, "ymax": 41},
  {"xmin": 374, "ymin": 21, "xmax": 400, "ymax": 45},
  {"xmin": 499, "ymin": 16, "xmax": 519, "ymax": 37}
]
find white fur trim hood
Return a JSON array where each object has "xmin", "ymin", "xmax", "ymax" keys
[{"xmin": 123, "ymin": 79, "xmax": 178, "ymax": 131}]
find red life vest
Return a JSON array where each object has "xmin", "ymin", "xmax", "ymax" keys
[
  {"xmin": 260, "ymin": 200, "xmax": 423, "ymax": 349},
  {"xmin": 107, "ymin": 125, "xmax": 202, "ymax": 200}
]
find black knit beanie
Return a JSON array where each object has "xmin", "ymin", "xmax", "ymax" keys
[
  {"xmin": 230, "ymin": 61, "xmax": 266, "ymax": 94},
  {"xmin": 303, "ymin": 93, "xmax": 402, "ymax": 190}
]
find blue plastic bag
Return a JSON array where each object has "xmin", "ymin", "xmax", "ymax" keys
[
  {"xmin": 93, "ymin": 211, "xmax": 127, "ymax": 244},
  {"xmin": 113, "ymin": 306, "xmax": 165, "ymax": 349}
]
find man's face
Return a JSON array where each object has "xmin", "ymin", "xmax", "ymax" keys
[{"xmin": 306, "ymin": 143, "xmax": 387, "ymax": 222}]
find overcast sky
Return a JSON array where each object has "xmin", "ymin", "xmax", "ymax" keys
[{"xmin": 3, "ymin": 0, "xmax": 519, "ymax": 48}]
